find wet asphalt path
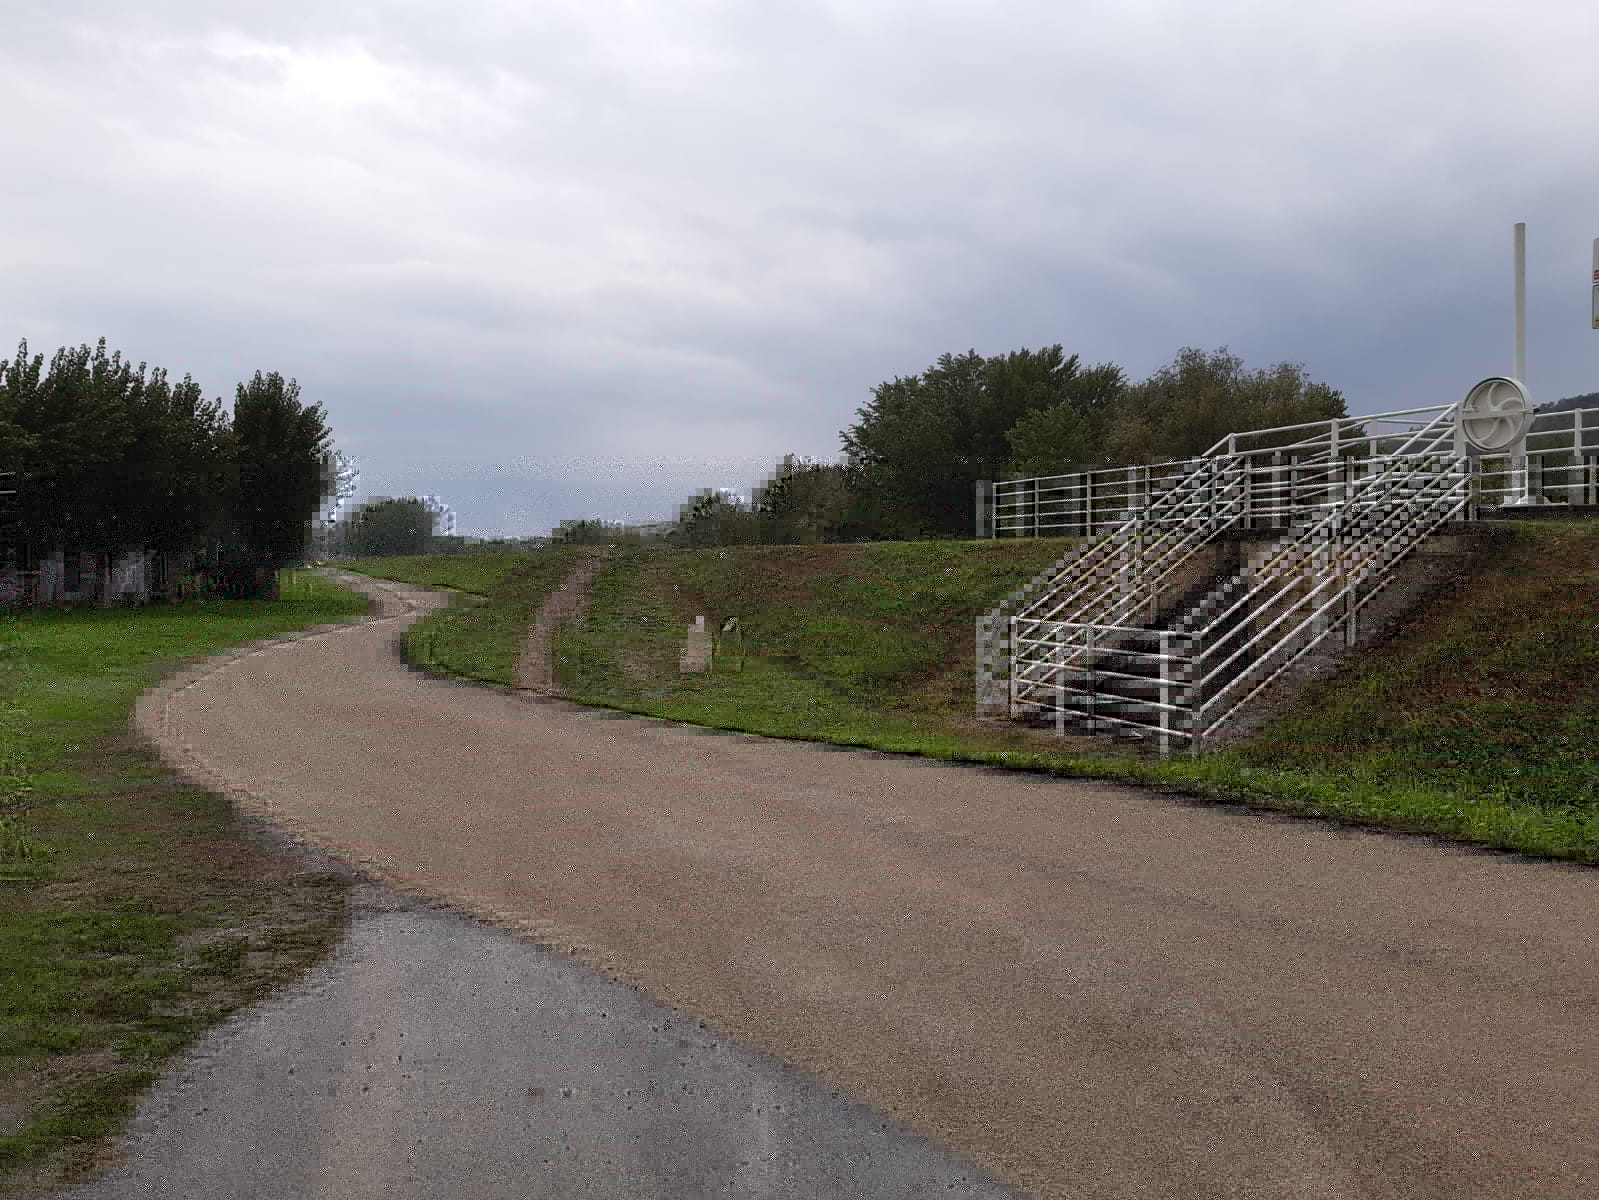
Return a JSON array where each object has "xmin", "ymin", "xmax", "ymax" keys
[{"xmin": 58, "ymin": 879, "xmax": 1020, "ymax": 1200}]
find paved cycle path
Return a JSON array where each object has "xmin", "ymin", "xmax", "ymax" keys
[{"xmin": 125, "ymin": 569, "xmax": 1599, "ymax": 1199}]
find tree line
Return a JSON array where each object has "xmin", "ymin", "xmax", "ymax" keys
[
  {"xmin": 645, "ymin": 344, "xmax": 1349, "ymax": 546},
  {"xmin": 0, "ymin": 337, "xmax": 339, "ymax": 598}
]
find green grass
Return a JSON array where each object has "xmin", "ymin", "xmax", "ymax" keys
[
  {"xmin": 331, "ymin": 552, "xmax": 531, "ymax": 598},
  {"xmin": 348, "ymin": 526, "xmax": 1599, "ymax": 865},
  {"xmin": 555, "ymin": 539, "xmax": 1082, "ymax": 739},
  {"xmin": 343, "ymin": 548, "xmax": 597, "ymax": 686},
  {"xmin": 0, "ymin": 570, "xmax": 370, "ymax": 1194}
]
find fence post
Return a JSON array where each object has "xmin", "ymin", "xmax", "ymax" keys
[
  {"xmin": 1084, "ymin": 625, "xmax": 1096, "ymax": 735},
  {"xmin": 1158, "ymin": 630, "xmax": 1171, "ymax": 758},
  {"xmin": 975, "ymin": 480, "xmax": 993, "ymax": 539},
  {"xmin": 1329, "ymin": 423, "xmax": 1341, "ymax": 507},
  {"xmin": 1243, "ymin": 455, "xmax": 1254, "ymax": 529},
  {"xmin": 1085, "ymin": 473, "xmax": 1095, "ymax": 535},
  {"xmin": 1008, "ymin": 616, "xmax": 1018, "ymax": 716},
  {"xmin": 1055, "ymin": 623, "xmax": 1066, "ymax": 737},
  {"xmin": 1031, "ymin": 477, "xmax": 1040, "ymax": 538}
]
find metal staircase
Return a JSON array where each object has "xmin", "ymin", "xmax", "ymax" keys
[
  {"xmin": 975, "ymin": 450, "xmax": 1251, "ymax": 719},
  {"xmin": 981, "ymin": 405, "xmax": 1477, "ymax": 753}
]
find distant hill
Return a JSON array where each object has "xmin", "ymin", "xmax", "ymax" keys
[{"xmin": 1537, "ymin": 391, "xmax": 1599, "ymax": 414}]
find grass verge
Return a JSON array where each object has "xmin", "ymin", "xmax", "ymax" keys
[
  {"xmin": 0, "ymin": 570, "xmax": 371, "ymax": 1195},
  {"xmin": 346, "ymin": 526, "xmax": 1599, "ymax": 864}
]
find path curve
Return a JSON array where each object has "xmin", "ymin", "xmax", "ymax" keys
[{"xmin": 134, "ymin": 570, "xmax": 1599, "ymax": 1200}]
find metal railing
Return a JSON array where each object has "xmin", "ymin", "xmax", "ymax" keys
[
  {"xmin": 975, "ymin": 451, "xmax": 1253, "ymax": 717},
  {"xmin": 1007, "ymin": 450, "xmax": 1471, "ymax": 752},
  {"xmin": 979, "ymin": 397, "xmax": 1599, "ymax": 751},
  {"xmin": 986, "ymin": 404, "xmax": 1599, "ymax": 538}
]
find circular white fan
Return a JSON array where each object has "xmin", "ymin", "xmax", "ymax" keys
[{"xmin": 1458, "ymin": 377, "xmax": 1532, "ymax": 454}]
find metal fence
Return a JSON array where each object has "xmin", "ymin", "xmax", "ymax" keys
[
  {"xmin": 976, "ymin": 399, "xmax": 1596, "ymax": 753},
  {"xmin": 981, "ymin": 404, "xmax": 1599, "ymax": 539}
]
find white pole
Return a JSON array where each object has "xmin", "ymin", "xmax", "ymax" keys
[
  {"xmin": 1592, "ymin": 237, "xmax": 1599, "ymax": 331},
  {"xmin": 1514, "ymin": 222, "xmax": 1526, "ymax": 382}
]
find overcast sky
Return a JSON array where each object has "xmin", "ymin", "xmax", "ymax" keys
[{"xmin": 3, "ymin": 1, "xmax": 1596, "ymax": 537}]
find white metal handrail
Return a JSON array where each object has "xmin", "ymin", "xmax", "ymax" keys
[
  {"xmin": 1006, "ymin": 464, "xmax": 1248, "ymax": 699},
  {"xmin": 980, "ymin": 398, "xmax": 1599, "ymax": 735},
  {"xmin": 1191, "ymin": 471, "xmax": 1468, "ymax": 741},
  {"xmin": 992, "ymin": 404, "xmax": 1599, "ymax": 539},
  {"xmin": 1188, "ymin": 461, "xmax": 1467, "ymax": 707},
  {"xmin": 1015, "ymin": 459, "xmax": 1441, "ymax": 712},
  {"xmin": 1177, "ymin": 452, "xmax": 1461, "ymax": 643},
  {"xmin": 1005, "ymin": 450, "xmax": 1470, "ymax": 749}
]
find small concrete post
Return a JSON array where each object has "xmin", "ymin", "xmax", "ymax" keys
[{"xmin": 679, "ymin": 615, "xmax": 713, "ymax": 673}]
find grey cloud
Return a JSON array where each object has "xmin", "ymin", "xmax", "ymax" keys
[{"xmin": 2, "ymin": 0, "xmax": 1595, "ymax": 537}]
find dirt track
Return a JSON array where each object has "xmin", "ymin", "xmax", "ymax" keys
[{"xmin": 135, "ymin": 570, "xmax": 1599, "ymax": 1199}]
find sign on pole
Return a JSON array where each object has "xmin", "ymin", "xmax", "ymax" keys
[{"xmin": 1592, "ymin": 238, "xmax": 1598, "ymax": 330}]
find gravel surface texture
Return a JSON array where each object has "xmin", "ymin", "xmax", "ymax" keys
[{"xmin": 125, "ymin": 567, "xmax": 1599, "ymax": 1200}]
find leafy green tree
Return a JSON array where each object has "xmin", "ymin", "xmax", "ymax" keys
[
  {"xmin": 672, "ymin": 488, "xmax": 758, "ymax": 547},
  {"xmin": 339, "ymin": 497, "xmax": 436, "ymax": 558},
  {"xmin": 1, "ymin": 338, "xmax": 236, "ymax": 579},
  {"xmin": 3, "ymin": 340, "xmax": 145, "ymax": 568},
  {"xmin": 0, "ymin": 342, "xmax": 44, "ymax": 559},
  {"xmin": 842, "ymin": 345, "xmax": 1114, "ymax": 537},
  {"xmin": 109, "ymin": 366, "xmax": 230, "ymax": 556},
  {"xmin": 1002, "ymin": 362, "xmax": 1127, "ymax": 478},
  {"xmin": 226, "ymin": 371, "xmax": 335, "ymax": 591},
  {"xmin": 1004, "ymin": 403, "xmax": 1094, "ymax": 480},
  {"xmin": 1105, "ymin": 347, "xmax": 1347, "ymax": 465},
  {"xmin": 553, "ymin": 518, "xmax": 621, "ymax": 545},
  {"xmin": 752, "ymin": 456, "xmax": 856, "ymax": 543}
]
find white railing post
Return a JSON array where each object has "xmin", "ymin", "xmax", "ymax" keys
[
  {"xmin": 1032, "ymin": 477, "xmax": 1041, "ymax": 538},
  {"xmin": 1158, "ymin": 629, "xmax": 1171, "ymax": 758},
  {"xmin": 1329, "ymin": 422, "xmax": 1341, "ymax": 507},
  {"xmin": 1085, "ymin": 625, "xmax": 1096, "ymax": 735},
  {"xmin": 1055, "ymin": 623, "xmax": 1066, "ymax": 737},
  {"xmin": 1571, "ymin": 416, "xmax": 1586, "ymax": 505},
  {"xmin": 1008, "ymin": 616, "xmax": 1018, "ymax": 716}
]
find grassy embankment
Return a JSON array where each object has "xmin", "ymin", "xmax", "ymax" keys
[
  {"xmin": 356, "ymin": 523, "xmax": 1599, "ymax": 864},
  {"xmin": 0, "ymin": 571, "xmax": 371, "ymax": 1196},
  {"xmin": 335, "ymin": 548, "xmax": 592, "ymax": 685}
]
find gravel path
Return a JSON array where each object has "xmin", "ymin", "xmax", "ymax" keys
[{"xmin": 130, "ymin": 568, "xmax": 1599, "ymax": 1200}]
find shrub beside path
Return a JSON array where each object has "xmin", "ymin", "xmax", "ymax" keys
[{"xmin": 133, "ymin": 570, "xmax": 1599, "ymax": 1200}]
